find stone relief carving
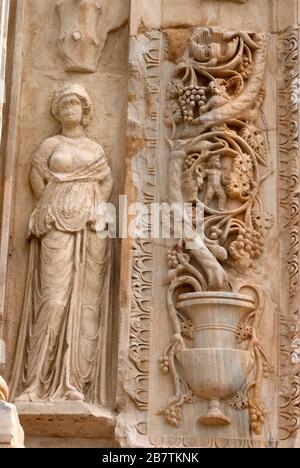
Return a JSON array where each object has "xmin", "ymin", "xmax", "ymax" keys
[
  {"xmin": 10, "ymin": 84, "xmax": 114, "ymax": 405},
  {"xmin": 128, "ymin": 31, "xmax": 162, "ymax": 412},
  {"xmin": 278, "ymin": 26, "xmax": 300, "ymax": 441},
  {"xmin": 56, "ymin": 0, "xmax": 128, "ymax": 72},
  {"xmin": 158, "ymin": 27, "xmax": 273, "ymax": 436},
  {"xmin": 56, "ymin": 0, "xmax": 103, "ymax": 72},
  {"xmin": 0, "ymin": 375, "xmax": 9, "ymax": 401},
  {"xmin": 149, "ymin": 435, "xmax": 276, "ymax": 449}
]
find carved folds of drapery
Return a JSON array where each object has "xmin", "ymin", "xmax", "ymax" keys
[{"xmin": 10, "ymin": 84, "xmax": 114, "ymax": 406}]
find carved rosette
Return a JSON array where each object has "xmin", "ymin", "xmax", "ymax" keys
[{"xmin": 158, "ymin": 27, "xmax": 273, "ymax": 437}]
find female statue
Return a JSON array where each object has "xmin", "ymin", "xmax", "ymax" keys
[{"xmin": 10, "ymin": 84, "xmax": 114, "ymax": 405}]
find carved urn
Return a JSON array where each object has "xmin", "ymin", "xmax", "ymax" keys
[{"xmin": 176, "ymin": 292, "xmax": 255, "ymax": 426}]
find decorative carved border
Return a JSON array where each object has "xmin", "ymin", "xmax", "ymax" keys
[
  {"xmin": 278, "ymin": 25, "xmax": 300, "ymax": 442},
  {"xmin": 128, "ymin": 32, "xmax": 162, "ymax": 412},
  {"xmin": 150, "ymin": 435, "xmax": 277, "ymax": 448}
]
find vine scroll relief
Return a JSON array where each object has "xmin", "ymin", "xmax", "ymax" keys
[{"xmin": 157, "ymin": 27, "xmax": 273, "ymax": 437}]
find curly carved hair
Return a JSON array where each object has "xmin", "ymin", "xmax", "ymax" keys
[{"xmin": 51, "ymin": 83, "xmax": 93, "ymax": 127}]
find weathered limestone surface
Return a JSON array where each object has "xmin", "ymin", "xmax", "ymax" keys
[
  {"xmin": 115, "ymin": 0, "xmax": 300, "ymax": 449},
  {"xmin": 0, "ymin": 401, "xmax": 24, "ymax": 448},
  {"xmin": 0, "ymin": 0, "xmax": 130, "ymax": 448},
  {"xmin": 0, "ymin": 376, "xmax": 24, "ymax": 448}
]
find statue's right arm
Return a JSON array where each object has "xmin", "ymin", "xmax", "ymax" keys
[
  {"xmin": 30, "ymin": 137, "xmax": 58, "ymax": 200},
  {"xmin": 30, "ymin": 166, "xmax": 46, "ymax": 200}
]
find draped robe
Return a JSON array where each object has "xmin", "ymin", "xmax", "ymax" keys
[{"xmin": 10, "ymin": 135, "xmax": 112, "ymax": 404}]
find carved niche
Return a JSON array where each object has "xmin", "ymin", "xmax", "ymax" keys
[{"xmin": 158, "ymin": 27, "xmax": 273, "ymax": 437}]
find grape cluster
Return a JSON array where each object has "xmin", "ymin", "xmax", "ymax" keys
[
  {"xmin": 239, "ymin": 56, "xmax": 252, "ymax": 79},
  {"xmin": 163, "ymin": 406, "xmax": 182, "ymax": 427},
  {"xmin": 209, "ymin": 225, "xmax": 223, "ymax": 241},
  {"xmin": 182, "ymin": 153, "xmax": 196, "ymax": 172},
  {"xmin": 236, "ymin": 323, "xmax": 252, "ymax": 344},
  {"xmin": 249, "ymin": 406, "xmax": 265, "ymax": 435},
  {"xmin": 159, "ymin": 355, "xmax": 169, "ymax": 375},
  {"xmin": 229, "ymin": 226, "xmax": 264, "ymax": 262},
  {"xmin": 179, "ymin": 85, "xmax": 207, "ymax": 122},
  {"xmin": 263, "ymin": 362, "xmax": 273, "ymax": 379},
  {"xmin": 167, "ymin": 248, "xmax": 179, "ymax": 269}
]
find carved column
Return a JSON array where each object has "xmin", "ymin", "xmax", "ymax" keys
[{"xmin": 0, "ymin": 0, "xmax": 25, "ymax": 449}]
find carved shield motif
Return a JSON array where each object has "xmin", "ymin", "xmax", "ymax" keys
[{"xmin": 56, "ymin": 0, "xmax": 103, "ymax": 72}]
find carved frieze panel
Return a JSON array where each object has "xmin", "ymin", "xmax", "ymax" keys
[{"xmin": 157, "ymin": 25, "xmax": 274, "ymax": 439}]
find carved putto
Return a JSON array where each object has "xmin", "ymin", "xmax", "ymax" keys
[
  {"xmin": 10, "ymin": 84, "xmax": 114, "ymax": 405},
  {"xmin": 159, "ymin": 27, "xmax": 273, "ymax": 436}
]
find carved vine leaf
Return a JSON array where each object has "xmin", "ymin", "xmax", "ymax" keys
[
  {"xmin": 236, "ymin": 323, "xmax": 253, "ymax": 344},
  {"xmin": 164, "ymin": 27, "xmax": 272, "ymax": 282},
  {"xmin": 226, "ymin": 392, "xmax": 249, "ymax": 411},
  {"xmin": 180, "ymin": 320, "xmax": 194, "ymax": 340}
]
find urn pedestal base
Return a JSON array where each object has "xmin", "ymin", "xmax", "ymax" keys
[{"xmin": 199, "ymin": 397, "xmax": 232, "ymax": 426}]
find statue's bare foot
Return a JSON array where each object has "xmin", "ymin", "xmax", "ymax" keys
[{"xmin": 65, "ymin": 390, "xmax": 84, "ymax": 402}]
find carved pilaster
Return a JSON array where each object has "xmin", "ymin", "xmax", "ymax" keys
[
  {"xmin": 278, "ymin": 25, "xmax": 300, "ymax": 444},
  {"xmin": 128, "ymin": 32, "xmax": 162, "ymax": 413}
]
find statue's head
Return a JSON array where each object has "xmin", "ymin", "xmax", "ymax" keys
[{"xmin": 51, "ymin": 83, "xmax": 93, "ymax": 128}]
